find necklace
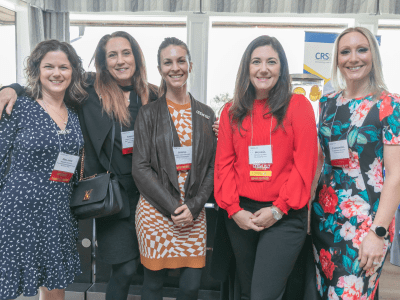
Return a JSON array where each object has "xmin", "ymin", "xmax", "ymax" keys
[
  {"xmin": 41, "ymin": 99, "xmax": 68, "ymax": 125},
  {"xmin": 41, "ymin": 100, "xmax": 70, "ymax": 135}
]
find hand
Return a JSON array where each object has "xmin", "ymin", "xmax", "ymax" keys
[
  {"xmin": 171, "ymin": 204, "xmax": 193, "ymax": 227},
  {"xmin": 212, "ymin": 117, "xmax": 219, "ymax": 137},
  {"xmin": 358, "ymin": 231, "xmax": 385, "ymax": 271},
  {"xmin": 232, "ymin": 210, "xmax": 264, "ymax": 231},
  {"xmin": 252, "ymin": 207, "xmax": 279, "ymax": 229},
  {"xmin": 0, "ymin": 87, "xmax": 17, "ymax": 119}
]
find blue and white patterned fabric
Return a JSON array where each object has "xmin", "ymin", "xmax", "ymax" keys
[{"xmin": 0, "ymin": 96, "xmax": 83, "ymax": 298}]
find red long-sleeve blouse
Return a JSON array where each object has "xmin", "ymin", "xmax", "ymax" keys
[{"xmin": 214, "ymin": 94, "xmax": 318, "ymax": 218}]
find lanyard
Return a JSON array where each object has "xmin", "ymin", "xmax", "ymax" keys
[{"xmin": 250, "ymin": 109, "xmax": 273, "ymax": 146}]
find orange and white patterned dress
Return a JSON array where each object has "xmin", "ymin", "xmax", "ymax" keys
[{"xmin": 135, "ymin": 99, "xmax": 206, "ymax": 271}]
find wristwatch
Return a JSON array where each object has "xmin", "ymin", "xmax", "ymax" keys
[
  {"xmin": 370, "ymin": 224, "xmax": 388, "ymax": 238},
  {"xmin": 271, "ymin": 206, "xmax": 283, "ymax": 221}
]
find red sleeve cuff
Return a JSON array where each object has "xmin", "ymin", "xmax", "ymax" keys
[
  {"xmin": 273, "ymin": 199, "xmax": 291, "ymax": 215},
  {"xmin": 226, "ymin": 202, "xmax": 242, "ymax": 219}
]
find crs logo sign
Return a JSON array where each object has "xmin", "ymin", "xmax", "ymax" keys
[{"xmin": 315, "ymin": 52, "xmax": 330, "ymax": 60}]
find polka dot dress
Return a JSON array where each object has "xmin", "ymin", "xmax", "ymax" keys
[{"xmin": 0, "ymin": 96, "xmax": 83, "ymax": 298}]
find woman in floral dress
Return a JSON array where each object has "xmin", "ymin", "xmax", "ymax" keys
[{"xmin": 311, "ymin": 27, "xmax": 400, "ymax": 300}]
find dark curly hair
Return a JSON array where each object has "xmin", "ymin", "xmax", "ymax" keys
[{"xmin": 25, "ymin": 39, "xmax": 87, "ymax": 106}]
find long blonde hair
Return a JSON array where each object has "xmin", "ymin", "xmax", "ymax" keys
[
  {"xmin": 93, "ymin": 31, "xmax": 149, "ymax": 126},
  {"xmin": 331, "ymin": 27, "xmax": 387, "ymax": 96}
]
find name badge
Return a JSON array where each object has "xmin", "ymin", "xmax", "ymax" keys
[
  {"xmin": 121, "ymin": 130, "xmax": 134, "ymax": 155},
  {"xmin": 173, "ymin": 146, "xmax": 192, "ymax": 171},
  {"xmin": 249, "ymin": 145, "xmax": 272, "ymax": 181},
  {"xmin": 329, "ymin": 140, "xmax": 350, "ymax": 168},
  {"xmin": 50, "ymin": 152, "xmax": 80, "ymax": 183}
]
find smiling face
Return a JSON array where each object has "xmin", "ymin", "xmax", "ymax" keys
[
  {"xmin": 158, "ymin": 45, "xmax": 191, "ymax": 91},
  {"xmin": 249, "ymin": 45, "xmax": 281, "ymax": 99},
  {"xmin": 105, "ymin": 37, "xmax": 136, "ymax": 86},
  {"xmin": 39, "ymin": 51, "xmax": 72, "ymax": 98},
  {"xmin": 337, "ymin": 31, "xmax": 372, "ymax": 88}
]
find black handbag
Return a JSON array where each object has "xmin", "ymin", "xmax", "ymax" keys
[{"xmin": 70, "ymin": 121, "xmax": 123, "ymax": 219}]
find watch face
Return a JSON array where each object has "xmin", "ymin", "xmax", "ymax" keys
[{"xmin": 375, "ymin": 226, "xmax": 387, "ymax": 237}]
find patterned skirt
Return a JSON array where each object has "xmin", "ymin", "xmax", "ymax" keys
[{"xmin": 135, "ymin": 196, "xmax": 206, "ymax": 271}]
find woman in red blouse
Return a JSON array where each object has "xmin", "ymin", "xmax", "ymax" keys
[{"xmin": 214, "ymin": 35, "xmax": 318, "ymax": 299}]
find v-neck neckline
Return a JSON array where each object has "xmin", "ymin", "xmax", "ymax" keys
[{"xmin": 36, "ymin": 99, "xmax": 69, "ymax": 132}]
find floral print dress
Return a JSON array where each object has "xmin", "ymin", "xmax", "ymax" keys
[{"xmin": 311, "ymin": 91, "xmax": 399, "ymax": 300}]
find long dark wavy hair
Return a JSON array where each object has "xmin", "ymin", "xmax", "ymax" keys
[
  {"xmin": 25, "ymin": 39, "xmax": 88, "ymax": 107},
  {"xmin": 157, "ymin": 37, "xmax": 192, "ymax": 97},
  {"xmin": 229, "ymin": 35, "xmax": 292, "ymax": 132},
  {"xmin": 92, "ymin": 31, "xmax": 149, "ymax": 126}
]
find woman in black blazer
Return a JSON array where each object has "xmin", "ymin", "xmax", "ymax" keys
[{"xmin": 0, "ymin": 31, "xmax": 157, "ymax": 300}]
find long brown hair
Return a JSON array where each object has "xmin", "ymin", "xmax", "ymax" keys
[
  {"xmin": 26, "ymin": 39, "xmax": 88, "ymax": 107},
  {"xmin": 93, "ymin": 31, "xmax": 149, "ymax": 126},
  {"xmin": 157, "ymin": 37, "xmax": 192, "ymax": 97},
  {"xmin": 230, "ymin": 35, "xmax": 292, "ymax": 133}
]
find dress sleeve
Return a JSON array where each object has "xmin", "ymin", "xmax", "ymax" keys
[
  {"xmin": 273, "ymin": 95, "xmax": 318, "ymax": 213},
  {"xmin": 214, "ymin": 104, "xmax": 242, "ymax": 218},
  {"xmin": 0, "ymin": 100, "xmax": 20, "ymax": 183},
  {"xmin": 380, "ymin": 93, "xmax": 400, "ymax": 145}
]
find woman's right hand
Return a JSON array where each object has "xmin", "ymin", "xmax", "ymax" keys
[
  {"xmin": 0, "ymin": 88, "xmax": 17, "ymax": 119},
  {"xmin": 232, "ymin": 210, "xmax": 264, "ymax": 231},
  {"xmin": 212, "ymin": 117, "xmax": 219, "ymax": 137}
]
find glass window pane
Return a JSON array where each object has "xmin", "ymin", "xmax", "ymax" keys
[
  {"xmin": 0, "ymin": 6, "xmax": 16, "ymax": 87},
  {"xmin": 70, "ymin": 17, "xmax": 186, "ymax": 87},
  {"xmin": 378, "ymin": 26, "xmax": 400, "ymax": 94},
  {"xmin": 207, "ymin": 17, "xmax": 351, "ymax": 113}
]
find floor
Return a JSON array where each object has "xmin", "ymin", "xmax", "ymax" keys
[
  {"xmin": 13, "ymin": 258, "xmax": 400, "ymax": 300},
  {"xmin": 379, "ymin": 254, "xmax": 400, "ymax": 300}
]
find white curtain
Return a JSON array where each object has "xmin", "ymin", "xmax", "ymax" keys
[
  {"xmin": 28, "ymin": 6, "xmax": 69, "ymax": 51},
  {"xmin": 20, "ymin": 0, "xmax": 381, "ymax": 14}
]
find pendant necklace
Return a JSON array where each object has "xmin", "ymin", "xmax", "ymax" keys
[{"xmin": 41, "ymin": 100, "xmax": 71, "ymax": 135}]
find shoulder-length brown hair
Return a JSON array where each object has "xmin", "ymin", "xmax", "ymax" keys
[
  {"xmin": 93, "ymin": 31, "xmax": 149, "ymax": 126},
  {"xmin": 331, "ymin": 27, "xmax": 387, "ymax": 96},
  {"xmin": 25, "ymin": 39, "xmax": 88, "ymax": 107},
  {"xmin": 230, "ymin": 35, "xmax": 292, "ymax": 132}
]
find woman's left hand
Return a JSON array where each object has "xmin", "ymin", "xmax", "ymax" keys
[
  {"xmin": 358, "ymin": 231, "xmax": 385, "ymax": 271},
  {"xmin": 171, "ymin": 204, "xmax": 193, "ymax": 226},
  {"xmin": 251, "ymin": 207, "xmax": 278, "ymax": 229}
]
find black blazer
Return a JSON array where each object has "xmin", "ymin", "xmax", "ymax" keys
[
  {"xmin": 132, "ymin": 94, "xmax": 217, "ymax": 219},
  {"xmin": 77, "ymin": 83, "xmax": 158, "ymax": 218}
]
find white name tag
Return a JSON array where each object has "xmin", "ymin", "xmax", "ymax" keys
[
  {"xmin": 249, "ymin": 145, "xmax": 272, "ymax": 165},
  {"xmin": 121, "ymin": 130, "xmax": 134, "ymax": 155},
  {"xmin": 50, "ymin": 152, "xmax": 80, "ymax": 183},
  {"xmin": 329, "ymin": 140, "xmax": 350, "ymax": 167},
  {"xmin": 173, "ymin": 146, "xmax": 192, "ymax": 171}
]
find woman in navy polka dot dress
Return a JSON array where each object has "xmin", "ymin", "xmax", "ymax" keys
[{"xmin": 0, "ymin": 40, "xmax": 87, "ymax": 299}]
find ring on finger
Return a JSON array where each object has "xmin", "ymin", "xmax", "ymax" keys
[{"xmin": 373, "ymin": 261, "xmax": 380, "ymax": 265}]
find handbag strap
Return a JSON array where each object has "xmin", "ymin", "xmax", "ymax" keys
[
  {"xmin": 108, "ymin": 118, "xmax": 116, "ymax": 171},
  {"xmin": 79, "ymin": 148, "xmax": 85, "ymax": 181},
  {"xmin": 78, "ymin": 118, "xmax": 116, "ymax": 181}
]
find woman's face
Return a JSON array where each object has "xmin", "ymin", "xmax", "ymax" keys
[
  {"xmin": 249, "ymin": 45, "xmax": 281, "ymax": 99},
  {"xmin": 39, "ymin": 50, "xmax": 72, "ymax": 98},
  {"xmin": 158, "ymin": 45, "xmax": 191, "ymax": 91},
  {"xmin": 337, "ymin": 31, "xmax": 372, "ymax": 87},
  {"xmin": 105, "ymin": 37, "xmax": 136, "ymax": 86}
]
